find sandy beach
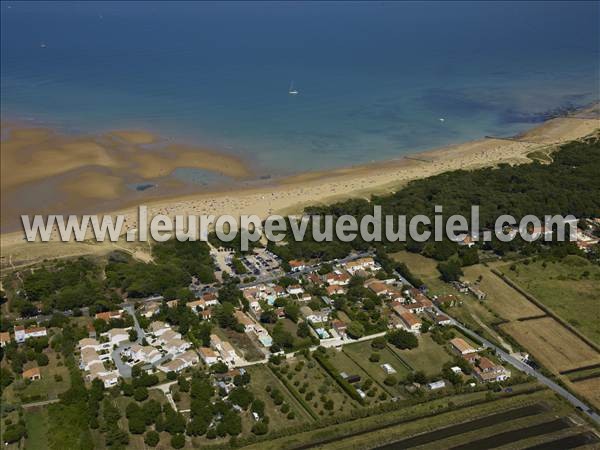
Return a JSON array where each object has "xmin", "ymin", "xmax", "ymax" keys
[{"xmin": 1, "ymin": 110, "xmax": 598, "ymax": 268}]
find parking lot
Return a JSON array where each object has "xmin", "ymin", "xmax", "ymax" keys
[{"xmin": 210, "ymin": 246, "xmax": 283, "ymax": 281}]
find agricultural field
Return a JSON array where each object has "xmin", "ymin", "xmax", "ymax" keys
[
  {"xmin": 243, "ymin": 388, "xmax": 594, "ymax": 450},
  {"xmin": 271, "ymin": 354, "xmax": 359, "ymax": 419},
  {"xmin": 462, "ymin": 264, "xmax": 544, "ymax": 320},
  {"xmin": 498, "ymin": 256, "xmax": 600, "ymax": 345},
  {"xmin": 388, "ymin": 333, "xmax": 454, "ymax": 376},
  {"xmin": 501, "ymin": 317, "xmax": 600, "ymax": 373},
  {"xmin": 569, "ymin": 377, "xmax": 600, "ymax": 410},
  {"xmin": 343, "ymin": 340, "xmax": 411, "ymax": 396},
  {"xmin": 312, "ymin": 390, "xmax": 595, "ymax": 450},
  {"xmin": 245, "ymin": 365, "xmax": 313, "ymax": 428}
]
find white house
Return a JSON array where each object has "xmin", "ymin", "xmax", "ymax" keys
[
  {"xmin": 427, "ymin": 380, "xmax": 446, "ymax": 390},
  {"xmin": 128, "ymin": 344, "xmax": 162, "ymax": 365},
  {"xmin": 104, "ymin": 328, "xmax": 130, "ymax": 347},
  {"xmin": 288, "ymin": 260, "xmax": 306, "ymax": 272},
  {"xmin": 158, "ymin": 350, "xmax": 199, "ymax": 373},
  {"xmin": 300, "ymin": 306, "xmax": 329, "ymax": 324},
  {"xmin": 148, "ymin": 321, "xmax": 171, "ymax": 337},
  {"xmin": 162, "ymin": 337, "xmax": 191, "ymax": 355},
  {"xmin": 287, "ymin": 284, "xmax": 304, "ymax": 295},
  {"xmin": 199, "ymin": 347, "xmax": 219, "ymax": 365},
  {"xmin": 14, "ymin": 326, "xmax": 47, "ymax": 344},
  {"xmin": 87, "ymin": 361, "xmax": 120, "ymax": 388}
]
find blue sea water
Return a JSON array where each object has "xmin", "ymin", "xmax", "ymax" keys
[{"xmin": 1, "ymin": 1, "xmax": 599, "ymax": 176}]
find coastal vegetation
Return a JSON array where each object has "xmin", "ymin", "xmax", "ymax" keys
[{"xmin": 262, "ymin": 136, "xmax": 600, "ymax": 265}]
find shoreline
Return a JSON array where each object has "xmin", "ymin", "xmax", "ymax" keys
[{"xmin": 1, "ymin": 109, "xmax": 598, "ymax": 265}]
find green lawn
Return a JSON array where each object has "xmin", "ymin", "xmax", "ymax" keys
[
  {"xmin": 24, "ymin": 407, "xmax": 49, "ymax": 450},
  {"xmin": 344, "ymin": 341, "xmax": 410, "ymax": 396},
  {"xmin": 500, "ymin": 256, "xmax": 600, "ymax": 345},
  {"xmin": 387, "ymin": 334, "xmax": 453, "ymax": 376}
]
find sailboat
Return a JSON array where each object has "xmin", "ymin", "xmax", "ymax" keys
[{"xmin": 288, "ymin": 81, "xmax": 299, "ymax": 96}]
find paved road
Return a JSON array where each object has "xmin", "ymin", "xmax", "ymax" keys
[{"xmin": 446, "ymin": 309, "xmax": 600, "ymax": 425}]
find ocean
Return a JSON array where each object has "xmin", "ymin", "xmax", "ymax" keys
[{"xmin": 2, "ymin": 1, "xmax": 599, "ymax": 176}]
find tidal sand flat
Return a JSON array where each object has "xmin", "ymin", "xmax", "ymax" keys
[{"xmin": 0, "ymin": 123, "xmax": 252, "ymax": 231}]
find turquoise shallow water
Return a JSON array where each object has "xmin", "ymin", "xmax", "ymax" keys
[{"xmin": 1, "ymin": 1, "xmax": 598, "ymax": 177}]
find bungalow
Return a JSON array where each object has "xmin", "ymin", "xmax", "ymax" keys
[
  {"xmin": 300, "ymin": 306, "xmax": 329, "ymax": 324},
  {"xmin": 366, "ymin": 281, "xmax": 389, "ymax": 296},
  {"xmin": 201, "ymin": 308, "xmax": 213, "ymax": 321},
  {"xmin": 148, "ymin": 321, "xmax": 171, "ymax": 337},
  {"xmin": 94, "ymin": 310, "xmax": 123, "ymax": 321},
  {"xmin": 202, "ymin": 292, "xmax": 219, "ymax": 307},
  {"xmin": 473, "ymin": 357, "xmax": 511, "ymax": 383},
  {"xmin": 86, "ymin": 361, "xmax": 120, "ymax": 388},
  {"xmin": 287, "ymin": 284, "xmax": 304, "ymax": 295},
  {"xmin": 381, "ymin": 363, "xmax": 396, "ymax": 375},
  {"xmin": 78, "ymin": 337, "xmax": 101, "ymax": 351},
  {"xmin": 220, "ymin": 341, "xmax": 239, "ymax": 365},
  {"xmin": 80, "ymin": 347, "xmax": 103, "ymax": 370},
  {"xmin": 331, "ymin": 320, "xmax": 347, "ymax": 338},
  {"xmin": 344, "ymin": 257, "xmax": 377, "ymax": 274},
  {"xmin": 300, "ymin": 293, "xmax": 313, "ymax": 303},
  {"xmin": 234, "ymin": 310, "xmax": 257, "ymax": 333},
  {"xmin": 427, "ymin": 380, "xmax": 446, "ymax": 390},
  {"xmin": 128, "ymin": 344, "xmax": 162, "ymax": 364},
  {"xmin": 307, "ymin": 272, "xmax": 324, "ymax": 286},
  {"xmin": 158, "ymin": 358, "xmax": 187, "ymax": 374},
  {"xmin": 326, "ymin": 285, "xmax": 346, "ymax": 296},
  {"xmin": 468, "ymin": 285, "xmax": 487, "ymax": 300},
  {"xmin": 0, "ymin": 331, "xmax": 11, "ymax": 347},
  {"xmin": 404, "ymin": 300, "xmax": 425, "ymax": 314},
  {"xmin": 104, "ymin": 328, "xmax": 130, "ymax": 347},
  {"xmin": 289, "ymin": 260, "xmax": 307, "ymax": 272},
  {"xmin": 176, "ymin": 349, "xmax": 200, "ymax": 367},
  {"xmin": 162, "ymin": 337, "xmax": 191, "ymax": 355},
  {"xmin": 433, "ymin": 314, "xmax": 453, "ymax": 326},
  {"xmin": 166, "ymin": 299, "xmax": 179, "ymax": 308},
  {"xmin": 23, "ymin": 366, "xmax": 41, "ymax": 381},
  {"xmin": 187, "ymin": 299, "xmax": 206, "ymax": 313},
  {"xmin": 210, "ymin": 334, "xmax": 238, "ymax": 364},
  {"xmin": 450, "ymin": 338, "xmax": 477, "ymax": 356},
  {"xmin": 325, "ymin": 271, "xmax": 351, "ymax": 286},
  {"xmin": 393, "ymin": 305, "xmax": 422, "ymax": 333},
  {"xmin": 97, "ymin": 371, "xmax": 120, "ymax": 388},
  {"xmin": 14, "ymin": 325, "xmax": 47, "ymax": 343},
  {"xmin": 141, "ymin": 301, "xmax": 160, "ymax": 318},
  {"xmin": 158, "ymin": 329, "xmax": 182, "ymax": 345},
  {"xmin": 199, "ymin": 347, "xmax": 220, "ymax": 365}
]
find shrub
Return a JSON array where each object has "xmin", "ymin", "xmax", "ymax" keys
[
  {"xmin": 384, "ymin": 375, "xmax": 398, "ymax": 386},
  {"xmin": 144, "ymin": 430, "xmax": 159, "ymax": 447}
]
